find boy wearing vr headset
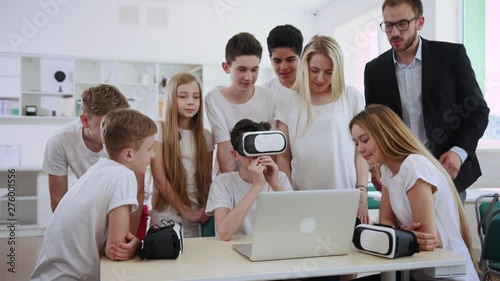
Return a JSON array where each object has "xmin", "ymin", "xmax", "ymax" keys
[{"xmin": 205, "ymin": 119, "xmax": 292, "ymax": 241}]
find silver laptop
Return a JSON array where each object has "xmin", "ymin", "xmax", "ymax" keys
[{"xmin": 233, "ymin": 189, "xmax": 360, "ymax": 261}]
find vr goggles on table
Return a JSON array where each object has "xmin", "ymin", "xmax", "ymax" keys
[
  {"xmin": 353, "ymin": 224, "xmax": 420, "ymax": 259},
  {"xmin": 138, "ymin": 219, "xmax": 183, "ymax": 260},
  {"xmin": 235, "ymin": 131, "xmax": 287, "ymax": 157}
]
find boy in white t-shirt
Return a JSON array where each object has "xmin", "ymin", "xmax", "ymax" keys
[
  {"xmin": 205, "ymin": 32, "xmax": 278, "ymax": 173},
  {"xmin": 205, "ymin": 119, "xmax": 292, "ymax": 241},
  {"xmin": 262, "ymin": 24, "xmax": 303, "ymax": 96},
  {"xmin": 42, "ymin": 84, "xmax": 147, "ymax": 239},
  {"xmin": 31, "ymin": 109, "xmax": 157, "ymax": 281}
]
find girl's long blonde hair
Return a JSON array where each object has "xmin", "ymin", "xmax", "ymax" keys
[
  {"xmin": 349, "ymin": 104, "xmax": 475, "ymax": 264},
  {"xmin": 293, "ymin": 35, "xmax": 345, "ymax": 135},
  {"xmin": 152, "ymin": 73, "xmax": 211, "ymax": 211}
]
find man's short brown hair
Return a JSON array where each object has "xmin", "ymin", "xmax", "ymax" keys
[
  {"xmin": 382, "ymin": 0, "xmax": 423, "ymax": 17},
  {"xmin": 101, "ymin": 108, "xmax": 157, "ymax": 159},
  {"xmin": 81, "ymin": 84, "xmax": 129, "ymax": 116}
]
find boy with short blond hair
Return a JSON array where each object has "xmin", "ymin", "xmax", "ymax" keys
[
  {"xmin": 31, "ymin": 109, "xmax": 157, "ymax": 281},
  {"xmin": 43, "ymin": 84, "xmax": 130, "ymax": 211},
  {"xmin": 205, "ymin": 32, "xmax": 278, "ymax": 173},
  {"xmin": 43, "ymin": 84, "xmax": 148, "ymax": 239}
]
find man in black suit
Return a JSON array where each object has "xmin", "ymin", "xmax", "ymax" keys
[{"xmin": 364, "ymin": 0, "xmax": 489, "ymax": 200}]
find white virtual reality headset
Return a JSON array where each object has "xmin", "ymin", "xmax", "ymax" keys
[
  {"xmin": 352, "ymin": 224, "xmax": 420, "ymax": 259},
  {"xmin": 236, "ymin": 131, "xmax": 287, "ymax": 157}
]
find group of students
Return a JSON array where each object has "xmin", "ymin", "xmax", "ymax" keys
[{"xmin": 31, "ymin": 0, "xmax": 490, "ymax": 280}]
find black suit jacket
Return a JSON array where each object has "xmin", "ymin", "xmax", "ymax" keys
[{"xmin": 364, "ymin": 38, "xmax": 490, "ymax": 192}]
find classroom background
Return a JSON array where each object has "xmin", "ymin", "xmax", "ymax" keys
[{"xmin": 0, "ymin": 0, "xmax": 499, "ymax": 280}]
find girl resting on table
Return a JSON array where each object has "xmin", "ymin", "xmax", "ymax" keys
[
  {"xmin": 150, "ymin": 73, "xmax": 214, "ymax": 237},
  {"xmin": 350, "ymin": 104, "xmax": 478, "ymax": 281}
]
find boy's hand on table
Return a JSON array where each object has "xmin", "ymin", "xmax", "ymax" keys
[{"xmin": 109, "ymin": 232, "xmax": 141, "ymax": 260}]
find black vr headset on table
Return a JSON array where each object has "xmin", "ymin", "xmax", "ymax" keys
[
  {"xmin": 235, "ymin": 131, "xmax": 287, "ymax": 157},
  {"xmin": 353, "ymin": 224, "xmax": 420, "ymax": 259},
  {"xmin": 138, "ymin": 219, "xmax": 183, "ymax": 260}
]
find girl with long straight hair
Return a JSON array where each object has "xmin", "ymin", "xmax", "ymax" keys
[
  {"xmin": 350, "ymin": 104, "xmax": 478, "ymax": 281},
  {"xmin": 150, "ymin": 73, "xmax": 214, "ymax": 237}
]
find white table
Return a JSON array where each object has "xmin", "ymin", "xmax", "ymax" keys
[
  {"xmin": 465, "ymin": 187, "xmax": 500, "ymax": 203},
  {"xmin": 368, "ymin": 187, "xmax": 500, "ymax": 202},
  {"xmin": 101, "ymin": 236, "xmax": 466, "ymax": 281}
]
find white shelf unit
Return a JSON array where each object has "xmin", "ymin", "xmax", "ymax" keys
[
  {"xmin": 74, "ymin": 59, "xmax": 159, "ymax": 119},
  {"xmin": 20, "ymin": 56, "xmax": 75, "ymax": 117},
  {"xmin": 0, "ymin": 52, "xmax": 204, "ymax": 121},
  {"xmin": 0, "ymin": 116, "xmax": 77, "ymax": 125},
  {"xmin": 0, "ymin": 170, "xmax": 47, "ymax": 237},
  {"xmin": 0, "ymin": 54, "xmax": 21, "ymax": 116},
  {"xmin": 0, "ymin": 169, "xmax": 76, "ymax": 238}
]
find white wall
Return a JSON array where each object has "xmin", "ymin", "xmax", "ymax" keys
[
  {"xmin": 318, "ymin": 0, "xmax": 440, "ymax": 44},
  {"xmin": 0, "ymin": 0, "xmax": 318, "ymax": 67},
  {"xmin": 318, "ymin": 0, "xmax": 382, "ymax": 35},
  {"xmin": 435, "ymin": 0, "xmax": 462, "ymax": 43},
  {"xmin": 475, "ymin": 150, "xmax": 500, "ymax": 189}
]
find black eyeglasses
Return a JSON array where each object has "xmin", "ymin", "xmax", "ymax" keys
[{"xmin": 380, "ymin": 16, "xmax": 419, "ymax": 32}]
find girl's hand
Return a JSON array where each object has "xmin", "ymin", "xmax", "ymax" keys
[
  {"xmin": 400, "ymin": 222, "xmax": 440, "ymax": 251},
  {"xmin": 357, "ymin": 197, "xmax": 370, "ymax": 224},
  {"xmin": 187, "ymin": 208, "xmax": 209, "ymax": 223}
]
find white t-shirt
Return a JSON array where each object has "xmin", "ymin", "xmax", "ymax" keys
[
  {"xmin": 381, "ymin": 154, "xmax": 478, "ymax": 281},
  {"xmin": 205, "ymin": 86, "xmax": 277, "ymax": 144},
  {"xmin": 262, "ymin": 77, "xmax": 293, "ymax": 97},
  {"xmin": 205, "ymin": 171, "xmax": 292, "ymax": 236},
  {"xmin": 150, "ymin": 123, "xmax": 215, "ymax": 237},
  {"xmin": 275, "ymin": 86, "xmax": 364, "ymax": 190},
  {"xmin": 43, "ymin": 119, "xmax": 106, "ymax": 178},
  {"xmin": 31, "ymin": 158, "xmax": 138, "ymax": 281}
]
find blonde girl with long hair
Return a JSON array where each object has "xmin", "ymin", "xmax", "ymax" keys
[
  {"xmin": 350, "ymin": 104, "xmax": 478, "ymax": 281},
  {"xmin": 275, "ymin": 35, "xmax": 370, "ymax": 223},
  {"xmin": 150, "ymin": 73, "xmax": 214, "ymax": 237}
]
